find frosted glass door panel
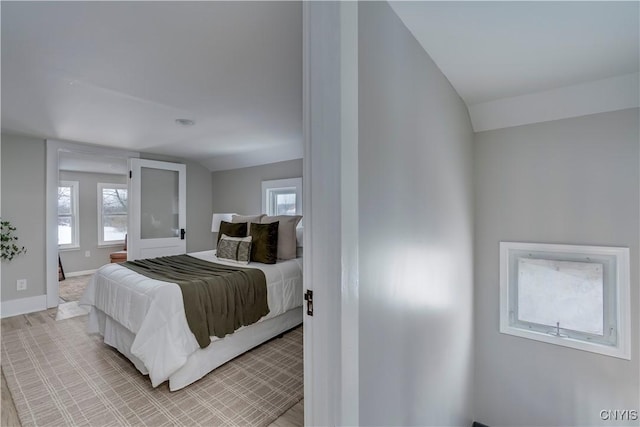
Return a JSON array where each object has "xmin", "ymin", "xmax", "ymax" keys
[
  {"xmin": 128, "ymin": 158, "xmax": 186, "ymax": 260},
  {"xmin": 140, "ymin": 167, "xmax": 179, "ymax": 239}
]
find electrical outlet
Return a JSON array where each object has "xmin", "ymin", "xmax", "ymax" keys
[
  {"xmin": 17, "ymin": 279, "xmax": 27, "ymax": 291},
  {"xmin": 85, "ymin": 250, "xmax": 91, "ymax": 257}
]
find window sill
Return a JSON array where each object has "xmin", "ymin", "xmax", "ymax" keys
[
  {"xmin": 500, "ymin": 323, "xmax": 630, "ymax": 360},
  {"xmin": 58, "ymin": 246, "xmax": 80, "ymax": 252},
  {"xmin": 98, "ymin": 242, "xmax": 125, "ymax": 249}
]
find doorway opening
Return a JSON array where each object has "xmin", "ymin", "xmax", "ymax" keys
[{"xmin": 45, "ymin": 139, "xmax": 139, "ymax": 309}]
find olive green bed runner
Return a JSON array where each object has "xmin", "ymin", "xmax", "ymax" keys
[{"xmin": 123, "ymin": 254, "xmax": 269, "ymax": 348}]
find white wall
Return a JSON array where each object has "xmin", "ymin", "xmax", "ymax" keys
[
  {"xmin": 358, "ymin": 3, "xmax": 475, "ymax": 425},
  {"xmin": 473, "ymin": 108, "xmax": 640, "ymax": 426}
]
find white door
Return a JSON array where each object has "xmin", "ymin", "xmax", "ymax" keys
[
  {"xmin": 303, "ymin": 2, "xmax": 359, "ymax": 426},
  {"xmin": 128, "ymin": 159, "xmax": 186, "ymax": 260}
]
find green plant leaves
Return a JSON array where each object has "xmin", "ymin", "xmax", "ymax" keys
[{"xmin": 1, "ymin": 219, "xmax": 27, "ymax": 261}]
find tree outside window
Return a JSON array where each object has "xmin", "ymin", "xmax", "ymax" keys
[{"xmin": 99, "ymin": 184, "xmax": 127, "ymax": 245}]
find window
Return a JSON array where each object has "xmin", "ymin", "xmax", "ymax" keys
[
  {"xmin": 262, "ymin": 178, "xmax": 302, "ymax": 217},
  {"xmin": 98, "ymin": 183, "xmax": 128, "ymax": 245},
  {"xmin": 58, "ymin": 181, "xmax": 79, "ymax": 248},
  {"xmin": 500, "ymin": 242, "xmax": 630, "ymax": 359}
]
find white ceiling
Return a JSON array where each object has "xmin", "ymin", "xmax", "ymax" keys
[
  {"xmin": 2, "ymin": 2, "xmax": 638, "ymax": 171},
  {"xmin": 390, "ymin": 1, "xmax": 639, "ymax": 106},
  {"xmin": 1, "ymin": 1, "xmax": 302, "ymax": 171}
]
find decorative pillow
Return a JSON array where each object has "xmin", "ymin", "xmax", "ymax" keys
[
  {"xmin": 216, "ymin": 234, "xmax": 252, "ymax": 265},
  {"xmin": 217, "ymin": 221, "xmax": 247, "ymax": 243},
  {"xmin": 249, "ymin": 222, "xmax": 279, "ymax": 264},
  {"xmin": 261, "ymin": 215, "xmax": 302, "ymax": 260},
  {"xmin": 232, "ymin": 214, "xmax": 265, "ymax": 236}
]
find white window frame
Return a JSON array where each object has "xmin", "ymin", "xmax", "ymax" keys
[
  {"xmin": 98, "ymin": 182, "xmax": 128, "ymax": 246},
  {"xmin": 262, "ymin": 177, "xmax": 303, "ymax": 217},
  {"xmin": 58, "ymin": 180, "xmax": 79, "ymax": 249},
  {"xmin": 500, "ymin": 241, "xmax": 630, "ymax": 360}
]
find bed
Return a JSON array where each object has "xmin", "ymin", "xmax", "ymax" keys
[{"xmin": 79, "ymin": 250, "xmax": 303, "ymax": 391}]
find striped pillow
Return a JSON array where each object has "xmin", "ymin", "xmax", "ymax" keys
[{"xmin": 216, "ymin": 234, "xmax": 252, "ymax": 265}]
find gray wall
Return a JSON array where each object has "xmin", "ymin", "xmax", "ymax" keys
[
  {"xmin": 473, "ymin": 108, "xmax": 640, "ymax": 426},
  {"xmin": 1, "ymin": 134, "xmax": 47, "ymax": 300},
  {"xmin": 211, "ymin": 159, "xmax": 302, "ymax": 215},
  {"xmin": 58, "ymin": 171, "xmax": 127, "ymax": 273},
  {"xmin": 358, "ymin": 3, "xmax": 474, "ymax": 425}
]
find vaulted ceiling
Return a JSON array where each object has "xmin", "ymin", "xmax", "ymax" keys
[
  {"xmin": 2, "ymin": 1, "xmax": 637, "ymax": 171},
  {"xmin": 391, "ymin": 1, "xmax": 639, "ymax": 105}
]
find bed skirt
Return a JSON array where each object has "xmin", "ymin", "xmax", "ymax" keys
[{"xmin": 89, "ymin": 307, "xmax": 303, "ymax": 391}]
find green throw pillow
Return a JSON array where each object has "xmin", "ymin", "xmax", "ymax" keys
[
  {"xmin": 250, "ymin": 222, "xmax": 279, "ymax": 264},
  {"xmin": 217, "ymin": 221, "xmax": 247, "ymax": 243}
]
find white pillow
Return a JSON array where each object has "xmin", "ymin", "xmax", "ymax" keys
[
  {"xmin": 216, "ymin": 234, "xmax": 252, "ymax": 265},
  {"xmin": 261, "ymin": 215, "xmax": 302, "ymax": 260}
]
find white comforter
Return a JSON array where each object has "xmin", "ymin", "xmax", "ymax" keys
[{"xmin": 80, "ymin": 250, "xmax": 303, "ymax": 387}]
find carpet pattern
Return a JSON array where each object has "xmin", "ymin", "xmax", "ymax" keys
[
  {"xmin": 1, "ymin": 317, "xmax": 303, "ymax": 427},
  {"xmin": 59, "ymin": 275, "xmax": 93, "ymax": 302}
]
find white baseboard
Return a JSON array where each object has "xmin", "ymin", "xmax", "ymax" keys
[
  {"xmin": 1, "ymin": 295, "xmax": 48, "ymax": 318},
  {"xmin": 65, "ymin": 269, "xmax": 97, "ymax": 278}
]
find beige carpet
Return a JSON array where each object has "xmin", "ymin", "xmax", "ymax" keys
[
  {"xmin": 59, "ymin": 275, "xmax": 93, "ymax": 302},
  {"xmin": 1, "ymin": 317, "xmax": 303, "ymax": 427}
]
